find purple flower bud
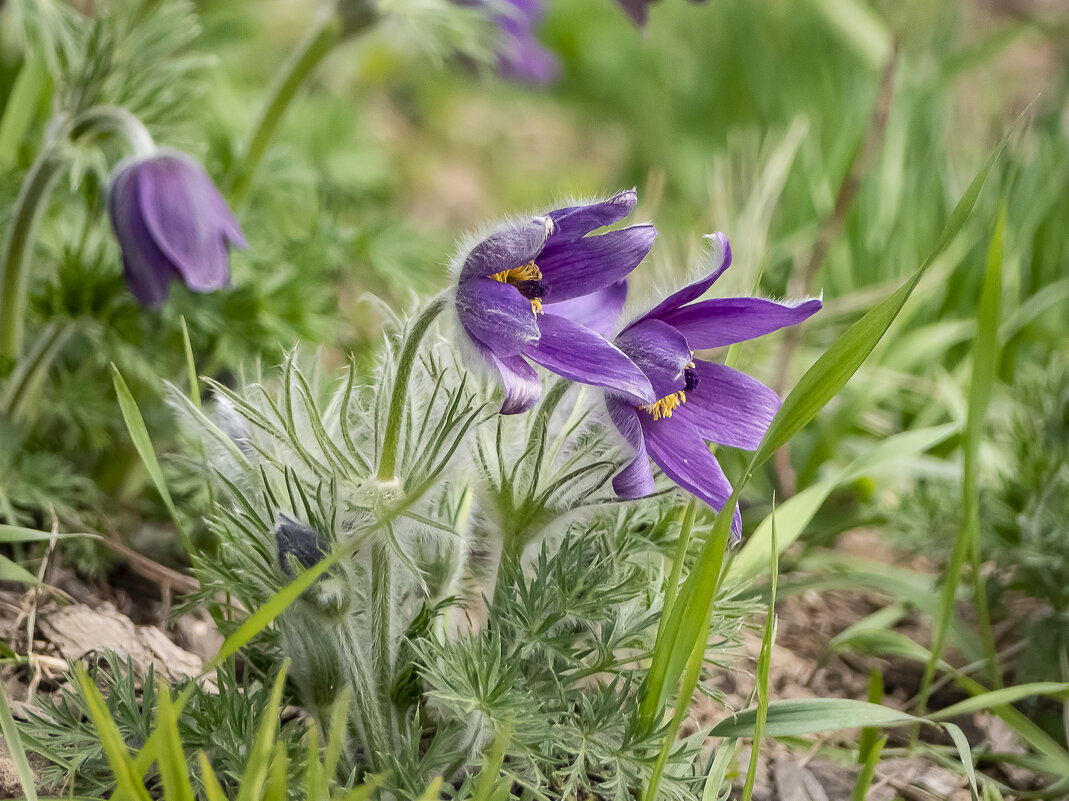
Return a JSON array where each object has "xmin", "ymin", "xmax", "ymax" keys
[
  {"xmin": 107, "ymin": 152, "xmax": 247, "ymax": 308},
  {"xmin": 275, "ymin": 513, "xmax": 326, "ymax": 576},
  {"xmin": 614, "ymin": 0, "xmax": 707, "ymax": 28}
]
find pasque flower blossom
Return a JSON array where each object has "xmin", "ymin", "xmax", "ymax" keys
[
  {"xmin": 454, "ymin": 190, "xmax": 657, "ymax": 414},
  {"xmin": 454, "ymin": 0, "xmax": 559, "ymax": 83},
  {"xmin": 614, "ymin": 0, "xmax": 708, "ymax": 28},
  {"xmin": 603, "ymin": 234, "xmax": 821, "ymax": 536},
  {"xmin": 108, "ymin": 152, "xmax": 246, "ymax": 307}
]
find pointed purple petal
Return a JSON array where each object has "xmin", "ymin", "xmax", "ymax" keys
[
  {"xmin": 469, "ymin": 339, "xmax": 541, "ymax": 415},
  {"xmin": 613, "ymin": 318, "xmax": 691, "ymax": 400},
  {"xmin": 525, "ymin": 313, "xmax": 655, "ymax": 403},
  {"xmin": 108, "ymin": 164, "xmax": 178, "ymax": 307},
  {"xmin": 675, "ymin": 360, "xmax": 779, "ymax": 450},
  {"xmin": 614, "ymin": 0, "xmax": 651, "ymax": 26},
  {"xmin": 606, "ymin": 397, "xmax": 655, "ymax": 498},
  {"xmin": 659, "ymin": 296, "xmax": 822, "ymax": 350},
  {"xmin": 543, "ymin": 280, "xmax": 627, "ymax": 338},
  {"xmin": 546, "ymin": 190, "xmax": 637, "ymax": 243},
  {"xmin": 640, "ymin": 232, "xmax": 732, "ymax": 322},
  {"xmin": 138, "ymin": 155, "xmax": 235, "ymax": 292},
  {"xmin": 455, "ymin": 278, "xmax": 541, "ymax": 357},
  {"xmin": 459, "ymin": 216, "xmax": 552, "ymax": 282},
  {"xmin": 640, "ymin": 413, "xmax": 742, "ymax": 537},
  {"xmin": 537, "ymin": 224, "xmax": 655, "ymax": 302}
]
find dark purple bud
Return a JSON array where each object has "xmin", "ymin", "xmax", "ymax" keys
[
  {"xmin": 684, "ymin": 365, "xmax": 699, "ymax": 392},
  {"xmin": 107, "ymin": 152, "xmax": 247, "ymax": 308},
  {"xmin": 275, "ymin": 513, "xmax": 326, "ymax": 576}
]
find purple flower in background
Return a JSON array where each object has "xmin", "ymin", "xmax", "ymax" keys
[
  {"xmin": 603, "ymin": 234, "xmax": 821, "ymax": 537},
  {"xmin": 454, "ymin": 190, "xmax": 656, "ymax": 414},
  {"xmin": 458, "ymin": 0, "xmax": 559, "ymax": 83},
  {"xmin": 614, "ymin": 0, "xmax": 707, "ymax": 28},
  {"xmin": 108, "ymin": 152, "xmax": 246, "ymax": 308}
]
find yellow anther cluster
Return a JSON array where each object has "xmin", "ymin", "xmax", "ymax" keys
[
  {"xmin": 643, "ymin": 390, "xmax": 687, "ymax": 420},
  {"xmin": 490, "ymin": 261, "xmax": 544, "ymax": 315}
]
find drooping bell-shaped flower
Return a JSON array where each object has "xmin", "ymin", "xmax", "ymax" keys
[
  {"xmin": 108, "ymin": 151, "xmax": 247, "ymax": 307},
  {"xmin": 602, "ymin": 233, "xmax": 821, "ymax": 537},
  {"xmin": 453, "ymin": 190, "xmax": 656, "ymax": 414},
  {"xmin": 454, "ymin": 0, "xmax": 559, "ymax": 83}
]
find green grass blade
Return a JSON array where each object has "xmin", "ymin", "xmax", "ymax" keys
[
  {"xmin": 0, "ymin": 53, "xmax": 49, "ymax": 168},
  {"xmin": 236, "ymin": 661, "xmax": 290, "ymax": 801},
  {"xmin": 179, "ymin": 316, "xmax": 201, "ymax": 410},
  {"xmin": 927, "ymin": 683, "xmax": 1069, "ymax": 722},
  {"xmin": 709, "ymin": 698, "xmax": 923, "ymax": 738},
  {"xmin": 155, "ymin": 687, "xmax": 195, "ymax": 801},
  {"xmin": 0, "ymin": 682, "xmax": 39, "ymax": 801},
  {"xmin": 0, "ymin": 553, "xmax": 39, "ymax": 584},
  {"xmin": 74, "ymin": 666, "xmax": 153, "ymax": 801},
  {"xmin": 919, "ymin": 209, "xmax": 1005, "ymax": 710},
  {"xmin": 197, "ymin": 752, "xmax": 230, "ymax": 801},
  {"xmin": 111, "ymin": 365, "xmax": 191, "ymax": 553},
  {"xmin": 944, "ymin": 722, "xmax": 980, "ymax": 800}
]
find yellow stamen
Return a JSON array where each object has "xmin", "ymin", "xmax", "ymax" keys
[
  {"xmin": 490, "ymin": 261, "xmax": 544, "ymax": 315},
  {"xmin": 643, "ymin": 390, "xmax": 687, "ymax": 420}
]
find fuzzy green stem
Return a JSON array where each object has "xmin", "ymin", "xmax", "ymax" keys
[
  {"xmin": 338, "ymin": 619, "xmax": 390, "ymax": 764},
  {"xmin": 370, "ymin": 540, "xmax": 399, "ymax": 749},
  {"xmin": 230, "ymin": 7, "xmax": 345, "ymax": 206},
  {"xmin": 0, "ymin": 105, "xmax": 153, "ymax": 360},
  {"xmin": 1, "ymin": 319, "xmax": 75, "ymax": 422},
  {"xmin": 377, "ymin": 296, "xmax": 448, "ymax": 482},
  {"xmin": 0, "ymin": 147, "xmax": 65, "ymax": 359}
]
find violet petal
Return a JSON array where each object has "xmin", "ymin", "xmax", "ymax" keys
[
  {"xmin": 108, "ymin": 165, "xmax": 179, "ymax": 307},
  {"xmin": 537, "ymin": 224, "xmax": 656, "ymax": 302},
  {"xmin": 613, "ymin": 317, "xmax": 692, "ymax": 400},
  {"xmin": 459, "ymin": 216, "xmax": 552, "ymax": 282},
  {"xmin": 543, "ymin": 280, "xmax": 627, "ymax": 338},
  {"xmin": 455, "ymin": 278, "xmax": 541, "ymax": 357},
  {"xmin": 470, "ymin": 339, "xmax": 542, "ymax": 414},
  {"xmin": 659, "ymin": 296, "xmax": 822, "ymax": 350},
  {"xmin": 642, "ymin": 232, "xmax": 732, "ymax": 321},
  {"xmin": 546, "ymin": 189, "xmax": 637, "ymax": 243},
  {"xmin": 525, "ymin": 313, "xmax": 655, "ymax": 404},
  {"xmin": 137, "ymin": 156, "xmax": 234, "ymax": 292},
  {"xmin": 606, "ymin": 397, "xmax": 655, "ymax": 498},
  {"xmin": 640, "ymin": 413, "xmax": 742, "ymax": 537},
  {"xmin": 675, "ymin": 360, "xmax": 780, "ymax": 450}
]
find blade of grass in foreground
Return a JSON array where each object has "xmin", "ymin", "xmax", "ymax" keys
[
  {"xmin": 0, "ymin": 684, "xmax": 39, "ymax": 801},
  {"xmin": 741, "ymin": 509, "xmax": 778, "ymax": 801},
  {"xmin": 919, "ymin": 208, "xmax": 1005, "ymax": 711},
  {"xmin": 112, "ymin": 365, "xmax": 191, "ymax": 553}
]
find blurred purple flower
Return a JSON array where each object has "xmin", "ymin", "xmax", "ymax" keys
[
  {"xmin": 614, "ymin": 0, "xmax": 707, "ymax": 28},
  {"xmin": 454, "ymin": 190, "xmax": 656, "ymax": 414},
  {"xmin": 108, "ymin": 152, "xmax": 246, "ymax": 308},
  {"xmin": 456, "ymin": 0, "xmax": 559, "ymax": 83},
  {"xmin": 603, "ymin": 234, "xmax": 821, "ymax": 537}
]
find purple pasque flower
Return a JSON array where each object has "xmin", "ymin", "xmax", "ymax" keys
[
  {"xmin": 454, "ymin": 190, "xmax": 657, "ymax": 415},
  {"xmin": 108, "ymin": 151, "xmax": 246, "ymax": 308},
  {"xmin": 604, "ymin": 233, "xmax": 821, "ymax": 537},
  {"xmin": 455, "ymin": 0, "xmax": 559, "ymax": 83}
]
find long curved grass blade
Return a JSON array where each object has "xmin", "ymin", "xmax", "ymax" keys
[
  {"xmin": 112, "ymin": 365, "xmax": 190, "ymax": 552},
  {"xmin": 0, "ymin": 685, "xmax": 39, "ymax": 801}
]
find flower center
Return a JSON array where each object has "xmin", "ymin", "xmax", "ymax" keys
[
  {"xmin": 642, "ymin": 362, "xmax": 698, "ymax": 420},
  {"xmin": 490, "ymin": 261, "xmax": 547, "ymax": 315}
]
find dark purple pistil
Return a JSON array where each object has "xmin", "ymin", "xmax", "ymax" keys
[
  {"xmin": 514, "ymin": 279, "xmax": 549, "ymax": 299},
  {"xmin": 684, "ymin": 366, "xmax": 699, "ymax": 392}
]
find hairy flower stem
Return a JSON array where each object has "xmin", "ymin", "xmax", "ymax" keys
[
  {"xmin": 230, "ymin": 2, "xmax": 377, "ymax": 206},
  {"xmin": 0, "ymin": 147, "xmax": 64, "ymax": 359},
  {"xmin": 370, "ymin": 540, "xmax": 399, "ymax": 749},
  {"xmin": 338, "ymin": 618, "xmax": 391, "ymax": 764},
  {"xmin": 377, "ymin": 296, "xmax": 448, "ymax": 482},
  {"xmin": 0, "ymin": 106, "xmax": 154, "ymax": 360}
]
